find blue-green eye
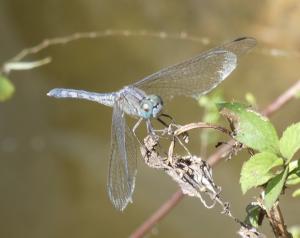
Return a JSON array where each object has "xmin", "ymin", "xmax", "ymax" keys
[
  {"xmin": 148, "ymin": 95, "xmax": 163, "ymax": 118},
  {"xmin": 139, "ymin": 95, "xmax": 163, "ymax": 119},
  {"xmin": 139, "ymin": 100, "xmax": 152, "ymax": 119}
]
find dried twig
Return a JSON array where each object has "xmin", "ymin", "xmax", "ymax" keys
[
  {"xmin": 141, "ymin": 134, "xmax": 227, "ymax": 210},
  {"xmin": 6, "ymin": 29, "xmax": 300, "ymax": 64},
  {"xmin": 138, "ymin": 132, "xmax": 254, "ymax": 234},
  {"xmin": 3, "ymin": 29, "xmax": 300, "ymax": 75},
  {"xmin": 8, "ymin": 30, "xmax": 211, "ymax": 63},
  {"xmin": 0, "ymin": 30, "xmax": 211, "ymax": 76}
]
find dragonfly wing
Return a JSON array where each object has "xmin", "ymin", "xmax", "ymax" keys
[
  {"xmin": 107, "ymin": 102, "xmax": 138, "ymax": 211},
  {"xmin": 133, "ymin": 37, "xmax": 256, "ymax": 100}
]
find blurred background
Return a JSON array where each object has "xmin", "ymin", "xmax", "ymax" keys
[{"xmin": 0, "ymin": 0, "xmax": 300, "ymax": 237}]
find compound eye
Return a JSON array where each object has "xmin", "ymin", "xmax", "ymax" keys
[{"xmin": 142, "ymin": 103, "xmax": 150, "ymax": 112}]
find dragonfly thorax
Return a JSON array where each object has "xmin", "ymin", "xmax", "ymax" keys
[{"xmin": 139, "ymin": 95, "xmax": 163, "ymax": 119}]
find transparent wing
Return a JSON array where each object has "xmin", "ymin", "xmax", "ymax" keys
[
  {"xmin": 133, "ymin": 37, "xmax": 256, "ymax": 100},
  {"xmin": 107, "ymin": 102, "xmax": 138, "ymax": 211}
]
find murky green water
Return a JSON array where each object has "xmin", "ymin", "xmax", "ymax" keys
[{"xmin": 1, "ymin": 1, "xmax": 300, "ymax": 237}]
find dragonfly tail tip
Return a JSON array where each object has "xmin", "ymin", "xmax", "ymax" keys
[{"xmin": 47, "ymin": 89, "xmax": 58, "ymax": 97}]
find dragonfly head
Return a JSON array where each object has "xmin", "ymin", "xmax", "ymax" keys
[{"xmin": 140, "ymin": 95, "xmax": 163, "ymax": 119}]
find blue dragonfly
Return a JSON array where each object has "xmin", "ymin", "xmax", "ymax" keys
[{"xmin": 47, "ymin": 37, "xmax": 256, "ymax": 211}]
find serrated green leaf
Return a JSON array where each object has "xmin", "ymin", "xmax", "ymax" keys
[
  {"xmin": 0, "ymin": 75, "xmax": 15, "ymax": 101},
  {"xmin": 280, "ymin": 122, "xmax": 300, "ymax": 162},
  {"xmin": 218, "ymin": 102, "xmax": 280, "ymax": 154},
  {"xmin": 264, "ymin": 167, "xmax": 289, "ymax": 211},
  {"xmin": 240, "ymin": 152, "xmax": 283, "ymax": 193},
  {"xmin": 292, "ymin": 188, "xmax": 300, "ymax": 197},
  {"xmin": 244, "ymin": 204, "xmax": 261, "ymax": 227}
]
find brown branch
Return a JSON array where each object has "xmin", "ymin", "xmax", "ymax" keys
[
  {"xmin": 129, "ymin": 79, "xmax": 300, "ymax": 238},
  {"xmin": 129, "ymin": 191, "xmax": 184, "ymax": 238},
  {"xmin": 261, "ymin": 80, "xmax": 300, "ymax": 117},
  {"xmin": 265, "ymin": 203, "xmax": 292, "ymax": 238}
]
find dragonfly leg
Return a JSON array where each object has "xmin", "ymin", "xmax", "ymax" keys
[
  {"xmin": 132, "ymin": 117, "xmax": 143, "ymax": 146},
  {"xmin": 158, "ymin": 113, "xmax": 189, "ymax": 146},
  {"xmin": 132, "ymin": 117, "xmax": 143, "ymax": 134},
  {"xmin": 160, "ymin": 113, "xmax": 175, "ymax": 124},
  {"xmin": 158, "ymin": 114, "xmax": 191, "ymax": 165},
  {"xmin": 151, "ymin": 113, "xmax": 176, "ymax": 135},
  {"xmin": 157, "ymin": 117, "xmax": 169, "ymax": 128},
  {"xmin": 156, "ymin": 113, "xmax": 176, "ymax": 128},
  {"xmin": 146, "ymin": 119, "xmax": 156, "ymax": 135},
  {"xmin": 133, "ymin": 118, "xmax": 161, "ymax": 161}
]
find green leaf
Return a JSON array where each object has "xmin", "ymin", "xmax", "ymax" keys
[
  {"xmin": 0, "ymin": 75, "xmax": 15, "ymax": 101},
  {"xmin": 244, "ymin": 204, "xmax": 261, "ymax": 227},
  {"xmin": 289, "ymin": 226, "xmax": 300, "ymax": 238},
  {"xmin": 288, "ymin": 159, "xmax": 300, "ymax": 172},
  {"xmin": 287, "ymin": 174, "xmax": 300, "ymax": 186},
  {"xmin": 264, "ymin": 167, "xmax": 289, "ymax": 211},
  {"xmin": 217, "ymin": 101, "xmax": 248, "ymax": 111},
  {"xmin": 218, "ymin": 102, "xmax": 280, "ymax": 154},
  {"xmin": 240, "ymin": 152, "xmax": 283, "ymax": 193},
  {"xmin": 287, "ymin": 160, "xmax": 300, "ymax": 186},
  {"xmin": 280, "ymin": 122, "xmax": 300, "ymax": 162},
  {"xmin": 292, "ymin": 188, "xmax": 300, "ymax": 197}
]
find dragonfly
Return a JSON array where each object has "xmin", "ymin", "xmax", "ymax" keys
[{"xmin": 47, "ymin": 37, "xmax": 256, "ymax": 211}]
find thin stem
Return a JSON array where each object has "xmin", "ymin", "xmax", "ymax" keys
[
  {"xmin": 129, "ymin": 191, "xmax": 184, "ymax": 238},
  {"xmin": 174, "ymin": 122, "xmax": 232, "ymax": 137},
  {"xmin": 0, "ymin": 30, "xmax": 211, "ymax": 75},
  {"xmin": 130, "ymin": 79, "xmax": 300, "ymax": 238},
  {"xmin": 8, "ymin": 30, "xmax": 210, "ymax": 63},
  {"xmin": 261, "ymin": 80, "xmax": 300, "ymax": 117},
  {"xmin": 6, "ymin": 30, "xmax": 300, "ymax": 64}
]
